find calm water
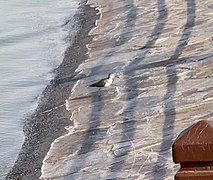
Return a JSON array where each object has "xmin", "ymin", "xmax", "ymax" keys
[{"xmin": 0, "ymin": 0, "xmax": 79, "ymax": 178}]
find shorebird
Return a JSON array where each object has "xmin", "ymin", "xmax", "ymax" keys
[
  {"xmin": 89, "ymin": 73, "xmax": 117, "ymax": 96},
  {"xmin": 90, "ymin": 73, "xmax": 115, "ymax": 88}
]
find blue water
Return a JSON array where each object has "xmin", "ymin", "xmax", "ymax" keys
[{"xmin": 0, "ymin": 0, "xmax": 79, "ymax": 179}]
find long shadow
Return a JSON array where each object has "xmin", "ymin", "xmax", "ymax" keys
[
  {"xmin": 66, "ymin": 0, "xmax": 138, "ymax": 177},
  {"xmin": 52, "ymin": 73, "xmax": 87, "ymax": 86},
  {"xmin": 152, "ymin": 0, "xmax": 196, "ymax": 179},
  {"xmin": 107, "ymin": 0, "xmax": 168, "ymax": 178},
  {"xmin": 126, "ymin": 53, "xmax": 213, "ymax": 73}
]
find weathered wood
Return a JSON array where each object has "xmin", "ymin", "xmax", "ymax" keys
[{"xmin": 173, "ymin": 120, "xmax": 213, "ymax": 180}]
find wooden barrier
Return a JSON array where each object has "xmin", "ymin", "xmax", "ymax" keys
[{"xmin": 172, "ymin": 120, "xmax": 213, "ymax": 180}]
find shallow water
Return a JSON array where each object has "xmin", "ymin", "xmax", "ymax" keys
[
  {"xmin": 0, "ymin": 0, "xmax": 79, "ymax": 179},
  {"xmin": 40, "ymin": 0, "xmax": 213, "ymax": 179}
]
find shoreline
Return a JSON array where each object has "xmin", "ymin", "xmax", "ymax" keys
[
  {"xmin": 38, "ymin": 0, "xmax": 213, "ymax": 179},
  {"xmin": 6, "ymin": 1, "xmax": 100, "ymax": 179},
  {"xmin": 6, "ymin": 0, "xmax": 213, "ymax": 179}
]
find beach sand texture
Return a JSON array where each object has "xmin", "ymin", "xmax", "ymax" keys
[
  {"xmin": 7, "ymin": 0, "xmax": 213, "ymax": 179},
  {"xmin": 40, "ymin": 0, "xmax": 213, "ymax": 179}
]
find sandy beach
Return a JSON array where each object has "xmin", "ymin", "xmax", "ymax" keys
[
  {"xmin": 6, "ymin": 1, "xmax": 100, "ymax": 179},
  {"xmin": 7, "ymin": 0, "xmax": 213, "ymax": 179}
]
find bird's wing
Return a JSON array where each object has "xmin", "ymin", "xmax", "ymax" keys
[{"xmin": 90, "ymin": 79, "xmax": 106, "ymax": 87}]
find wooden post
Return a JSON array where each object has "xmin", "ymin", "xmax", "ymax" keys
[{"xmin": 172, "ymin": 120, "xmax": 213, "ymax": 180}]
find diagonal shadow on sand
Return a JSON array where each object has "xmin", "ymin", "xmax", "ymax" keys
[
  {"xmin": 66, "ymin": 0, "xmax": 138, "ymax": 177},
  {"xmin": 126, "ymin": 53, "xmax": 213, "ymax": 73},
  {"xmin": 106, "ymin": 0, "xmax": 168, "ymax": 178},
  {"xmin": 152, "ymin": 0, "xmax": 196, "ymax": 179}
]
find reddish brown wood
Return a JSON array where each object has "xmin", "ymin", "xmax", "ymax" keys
[{"xmin": 172, "ymin": 120, "xmax": 213, "ymax": 180}]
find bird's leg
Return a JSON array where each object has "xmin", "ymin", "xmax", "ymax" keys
[
  {"xmin": 107, "ymin": 89, "xmax": 110, "ymax": 94},
  {"xmin": 107, "ymin": 88, "xmax": 113, "ymax": 95},
  {"xmin": 98, "ymin": 88, "xmax": 101, "ymax": 97}
]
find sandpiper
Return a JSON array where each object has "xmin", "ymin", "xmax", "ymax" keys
[{"xmin": 90, "ymin": 73, "xmax": 115, "ymax": 88}]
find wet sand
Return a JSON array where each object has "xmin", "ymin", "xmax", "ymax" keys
[
  {"xmin": 7, "ymin": 0, "xmax": 213, "ymax": 179},
  {"xmin": 6, "ymin": 1, "xmax": 100, "ymax": 179}
]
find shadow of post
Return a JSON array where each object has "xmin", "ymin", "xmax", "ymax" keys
[
  {"xmin": 152, "ymin": 0, "xmax": 196, "ymax": 179},
  {"xmin": 107, "ymin": 0, "xmax": 168, "ymax": 178},
  {"xmin": 67, "ymin": 0, "xmax": 138, "ymax": 177}
]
